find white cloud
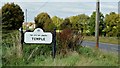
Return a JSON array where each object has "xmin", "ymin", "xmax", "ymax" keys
[
  {"xmin": 0, "ymin": 2, "xmax": 118, "ymax": 22},
  {"xmin": 101, "ymin": 2, "xmax": 118, "ymax": 9}
]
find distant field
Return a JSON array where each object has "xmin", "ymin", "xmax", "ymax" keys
[{"xmin": 83, "ymin": 36, "xmax": 118, "ymax": 45}]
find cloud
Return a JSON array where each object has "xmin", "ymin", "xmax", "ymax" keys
[
  {"xmin": 100, "ymin": 2, "xmax": 118, "ymax": 15},
  {"xmin": 101, "ymin": 2, "xmax": 118, "ymax": 9},
  {"xmin": 0, "ymin": 2, "xmax": 118, "ymax": 22}
]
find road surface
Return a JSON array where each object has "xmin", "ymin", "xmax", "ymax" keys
[{"xmin": 81, "ymin": 41, "xmax": 119, "ymax": 53}]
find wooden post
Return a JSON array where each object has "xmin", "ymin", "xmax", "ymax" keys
[
  {"xmin": 21, "ymin": 27, "xmax": 24, "ymax": 50},
  {"xmin": 95, "ymin": 0, "xmax": 100, "ymax": 48},
  {"xmin": 52, "ymin": 28, "xmax": 56, "ymax": 59},
  {"xmin": 17, "ymin": 27, "xmax": 23, "ymax": 58}
]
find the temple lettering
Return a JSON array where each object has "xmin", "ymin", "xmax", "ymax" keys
[{"xmin": 32, "ymin": 37, "xmax": 45, "ymax": 41}]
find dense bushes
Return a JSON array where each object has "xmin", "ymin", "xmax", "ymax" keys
[{"xmin": 56, "ymin": 28, "xmax": 83, "ymax": 56}]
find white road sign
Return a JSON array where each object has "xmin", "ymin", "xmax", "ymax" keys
[{"xmin": 24, "ymin": 28, "xmax": 52, "ymax": 44}]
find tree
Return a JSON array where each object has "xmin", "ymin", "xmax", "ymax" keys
[
  {"xmin": 69, "ymin": 15, "xmax": 79, "ymax": 30},
  {"xmin": 34, "ymin": 12, "xmax": 55, "ymax": 31},
  {"xmin": 0, "ymin": 9, "xmax": 2, "ymax": 22},
  {"xmin": 60, "ymin": 18, "xmax": 71, "ymax": 30},
  {"xmin": 0, "ymin": 9, "xmax": 1, "ymax": 20},
  {"xmin": 2, "ymin": 3, "xmax": 24, "ymax": 30},
  {"xmin": 89, "ymin": 11, "xmax": 105, "ymax": 36},
  {"xmin": 52, "ymin": 16, "xmax": 63, "ymax": 29},
  {"xmin": 105, "ymin": 12, "xmax": 120, "ymax": 37},
  {"xmin": 69, "ymin": 14, "xmax": 89, "ymax": 35},
  {"xmin": 0, "ymin": 9, "xmax": 1, "ymax": 30},
  {"xmin": 2, "ymin": 3, "xmax": 24, "ymax": 58},
  {"xmin": 77, "ymin": 14, "xmax": 90, "ymax": 35}
]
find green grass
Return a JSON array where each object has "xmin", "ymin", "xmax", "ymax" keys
[
  {"xmin": 83, "ymin": 36, "xmax": 118, "ymax": 45},
  {"xmin": 0, "ymin": 45, "xmax": 2, "ymax": 68},
  {"xmin": 2, "ymin": 43, "xmax": 118, "ymax": 66},
  {"xmin": 26, "ymin": 47, "xmax": 118, "ymax": 66}
]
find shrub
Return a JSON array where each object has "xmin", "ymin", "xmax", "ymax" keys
[
  {"xmin": 56, "ymin": 28, "xmax": 83, "ymax": 56},
  {"xmin": 2, "ymin": 30, "xmax": 23, "ymax": 65}
]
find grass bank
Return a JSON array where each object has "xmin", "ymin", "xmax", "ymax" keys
[
  {"xmin": 2, "ymin": 44, "xmax": 118, "ymax": 66},
  {"xmin": 83, "ymin": 36, "xmax": 118, "ymax": 45},
  {"xmin": 27, "ymin": 47, "xmax": 118, "ymax": 66}
]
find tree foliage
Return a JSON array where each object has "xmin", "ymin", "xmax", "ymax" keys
[
  {"xmin": 89, "ymin": 11, "xmax": 105, "ymax": 36},
  {"xmin": 2, "ymin": 3, "xmax": 24, "ymax": 30},
  {"xmin": 0, "ymin": 9, "xmax": 2, "ymax": 22},
  {"xmin": 69, "ymin": 15, "xmax": 80, "ymax": 30},
  {"xmin": 69, "ymin": 14, "xmax": 89, "ymax": 35},
  {"xmin": 60, "ymin": 18, "xmax": 71, "ymax": 30},
  {"xmin": 0, "ymin": 9, "xmax": 1, "ymax": 30},
  {"xmin": 34, "ymin": 12, "xmax": 55, "ymax": 31},
  {"xmin": 77, "ymin": 14, "xmax": 89, "ymax": 34},
  {"xmin": 0, "ymin": 9, "xmax": 1, "ymax": 19},
  {"xmin": 52, "ymin": 16, "xmax": 63, "ymax": 29},
  {"xmin": 105, "ymin": 12, "xmax": 120, "ymax": 37}
]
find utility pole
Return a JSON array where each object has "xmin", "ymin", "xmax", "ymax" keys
[
  {"xmin": 95, "ymin": 0, "xmax": 100, "ymax": 48},
  {"xmin": 26, "ymin": 9, "xmax": 27, "ymax": 23}
]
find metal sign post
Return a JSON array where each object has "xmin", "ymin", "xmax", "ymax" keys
[{"xmin": 52, "ymin": 28, "xmax": 56, "ymax": 59}]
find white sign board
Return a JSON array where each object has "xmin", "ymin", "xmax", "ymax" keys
[{"xmin": 24, "ymin": 28, "xmax": 52, "ymax": 44}]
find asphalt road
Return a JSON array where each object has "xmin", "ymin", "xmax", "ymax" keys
[{"xmin": 81, "ymin": 41, "xmax": 119, "ymax": 53}]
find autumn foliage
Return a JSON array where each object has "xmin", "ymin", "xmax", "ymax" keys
[{"xmin": 57, "ymin": 28, "xmax": 83, "ymax": 56}]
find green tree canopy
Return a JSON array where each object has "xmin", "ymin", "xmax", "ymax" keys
[
  {"xmin": 77, "ymin": 14, "xmax": 90, "ymax": 34},
  {"xmin": 52, "ymin": 16, "xmax": 63, "ymax": 29},
  {"xmin": 89, "ymin": 11, "xmax": 105, "ymax": 36},
  {"xmin": 69, "ymin": 15, "xmax": 79, "ymax": 30},
  {"xmin": 60, "ymin": 18, "xmax": 71, "ymax": 30},
  {"xmin": 34, "ymin": 12, "xmax": 55, "ymax": 31},
  {"xmin": 0, "ymin": 9, "xmax": 1, "ymax": 16},
  {"xmin": 0, "ymin": 9, "xmax": 1, "ymax": 30},
  {"xmin": 2, "ymin": 3, "xmax": 24, "ymax": 30},
  {"xmin": 105, "ymin": 12, "xmax": 119, "ymax": 37},
  {"xmin": 69, "ymin": 14, "xmax": 89, "ymax": 34}
]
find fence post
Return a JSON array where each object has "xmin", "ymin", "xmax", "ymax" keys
[
  {"xmin": 21, "ymin": 27, "xmax": 24, "ymax": 50},
  {"xmin": 53, "ymin": 28, "xmax": 56, "ymax": 59}
]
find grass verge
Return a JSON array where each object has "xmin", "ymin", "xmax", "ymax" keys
[
  {"xmin": 83, "ymin": 36, "xmax": 118, "ymax": 45},
  {"xmin": 26, "ymin": 47, "xmax": 118, "ymax": 66}
]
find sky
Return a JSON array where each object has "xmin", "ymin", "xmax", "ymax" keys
[{"xmin": 0, "ymin": 0, "xmax": 119, "ymax": 22}]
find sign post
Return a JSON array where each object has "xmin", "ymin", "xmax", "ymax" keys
[
  {"xmin": 21, "ymin": 27, "xmax": 24, "ymax": 49},
  {"xmin": 53, "ymin": 28, "xmax": 56, "ymax": 59}
]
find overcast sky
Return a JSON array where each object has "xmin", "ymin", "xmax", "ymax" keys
[{"xmin": 0, "ymin": 0, "xmax": 119, "ymax": 22}]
